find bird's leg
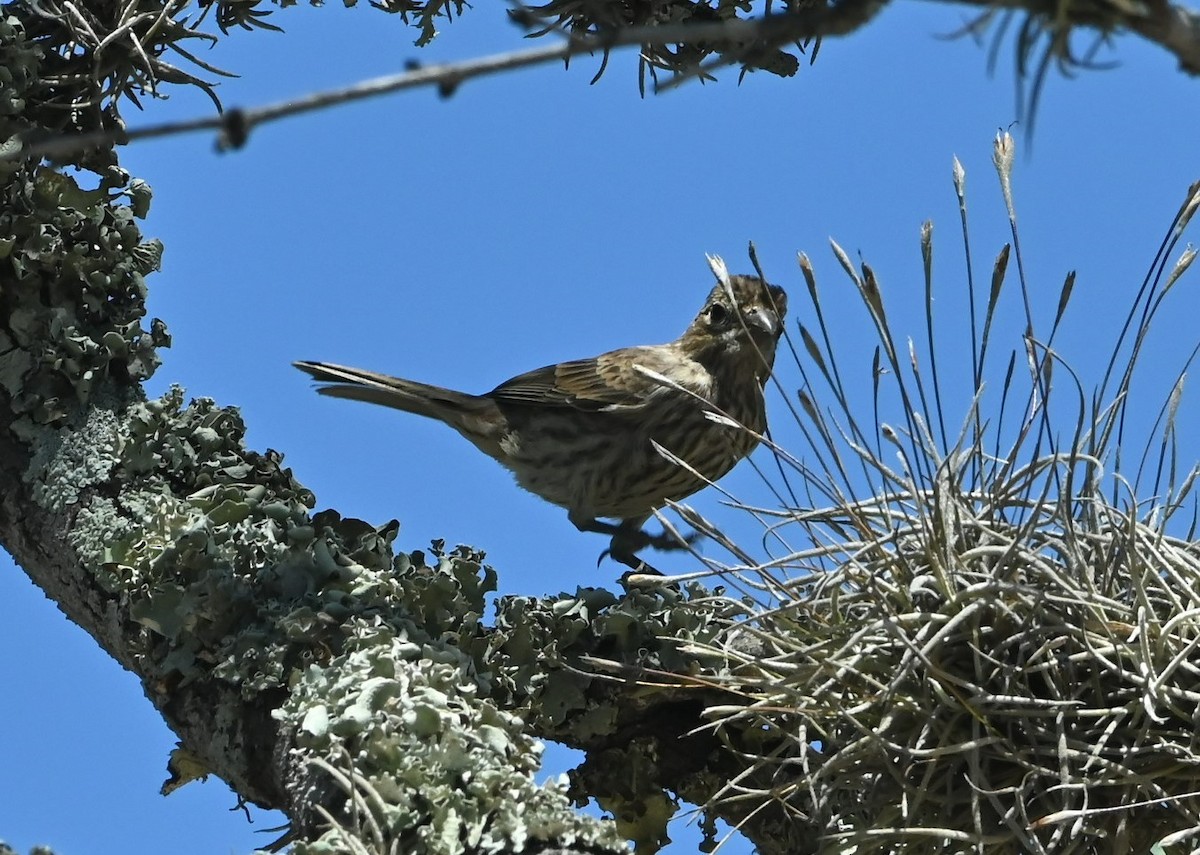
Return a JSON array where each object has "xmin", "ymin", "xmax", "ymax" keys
[
  {"xmin": 607, "ymin": 519, "xmax": 663, "ymax": 577},
  {"xmin": 570, "ymin": 515, "xmax": 657, "ymax": 573},
  {"xmin": 570, "ymin": 516, "xmax": 626, "ymax": 539},
  {"xmin": 570, "ymin": 515, "xmax": 704, "ymax": 580},
  {"xmin": 570, "ymin": 514, "xmax": 700, "ymax": 554}
]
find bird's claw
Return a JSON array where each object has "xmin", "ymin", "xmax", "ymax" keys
[{"xmin": 585, "ymin": 515, "xmax": 703, "ymax": 579}]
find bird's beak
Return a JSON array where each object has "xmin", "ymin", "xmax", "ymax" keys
[{"xmin": 743, "ymin": 305, "xmax": 780, "ymax": 337}]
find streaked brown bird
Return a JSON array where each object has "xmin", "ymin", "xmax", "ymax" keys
[{"xmin": 295, "ymin": 273, "xmax": 787, "ymax": 575}]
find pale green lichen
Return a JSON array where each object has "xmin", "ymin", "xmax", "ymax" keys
[
  {"xmin": 3, "ymin": 21, "xmax": 672, "ymax": 846},
  {"xmin": 485, "ymin": 585, "xmax": 752, "ymax": 850},
  {"xmin": 24, "ymin": 403, "xmax": 120, "ymax": 512},
  {"xmin": 489, "ymin": 585, "xmax": 738, "ymax": 729},
  {"xmin": 1, "ymin": 19, "xmax": 169, "ymax": 440},
  {"xmin": 279, "ymin": 623, "xmax": 625, "ymax": 855},
  {"xmin": 92, "ymin": 386, "xmax": 325, "ymax": 685},
  {"xmin": 0, "ymin": 163, "xmax": 167, "ymax": 436},
  {"xmin": 69, "ymin": 383, "xmax": 506, "ymax": 718}
]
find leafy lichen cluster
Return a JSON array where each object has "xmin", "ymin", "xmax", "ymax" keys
[
  {"xmin": 279, "ymin": 619, "xmax": 625, "ymax": 855},
  {"xmin": 0, "ymin": 21, "xmax": 166, "ymax": 436},
  {"xmin": 13, "ymin": 313, "xmax": 630, "ymax": 851},
  {"xmin": 489, "ymin": 585, "xmax": 729, "ymax": 732},
  {"xmin": 486, "ymin": 584, "xmax": 775, "ymax": 851}
]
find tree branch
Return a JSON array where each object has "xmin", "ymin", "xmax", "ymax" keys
[
  {"xmin": 931, "ymin": 0, "xmax": 1200, "ymax": 74},
  {"xmin": 11, "ymin": 4, "xmax": 882, "ymax": 163},
  {"xmin": 14, "ymin": 0, "xmax": 1200, "ymax": 166},
  {"xmin": 9, "ymin": 0, "xmax": 1200, "ymax": 170},
  {"xmin": 1116, "ymin": 0, "xmax": 1200, "ymax": 71}
]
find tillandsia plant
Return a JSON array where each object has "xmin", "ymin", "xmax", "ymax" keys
[{"xmin": 602, "ymin": 133, "xmax": 1200, "ymax": 853}]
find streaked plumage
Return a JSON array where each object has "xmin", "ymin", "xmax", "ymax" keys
[{"xmin": 295, "ymin": 274, "xmax": 787, "ymax": 574}]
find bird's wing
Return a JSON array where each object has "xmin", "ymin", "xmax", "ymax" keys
[{"xmin": 490, "ymin": 346, "xmax": 698, "ymax": 412}]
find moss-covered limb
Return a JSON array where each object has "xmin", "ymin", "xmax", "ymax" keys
[
  {"xmin": 4, "ymin": 375, "xmax": 626, "ymax": 851},
  {"xmin": 0, "ymin": 96, "xmax": 626, "ymax": 846},
  {"xmin": 2, "ymin": 312, "xmax": 626, "ymax": 849},
  {"xmin": 1, "ymin": 15, "xmax": 292, "ymax": 796}
]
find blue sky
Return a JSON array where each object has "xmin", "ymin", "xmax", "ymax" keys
[{"xmin": 4, "ymin": 4, "xmax": 1200, "ymax": 854}]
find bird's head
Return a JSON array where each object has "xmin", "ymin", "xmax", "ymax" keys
[{"xmin": 680, "ymin": 274, "xmax": 788, "ymax": 377}]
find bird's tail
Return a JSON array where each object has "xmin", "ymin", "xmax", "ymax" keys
[{"xmin": 293, "ymin": 360, "xmax": 492, "ymax": 427}]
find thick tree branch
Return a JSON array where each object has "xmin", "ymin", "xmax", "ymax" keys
[{"xmin": 0, "ymin": 249, "xmax": 814, "ymax": 852}]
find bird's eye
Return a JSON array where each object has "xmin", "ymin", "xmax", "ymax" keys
[{"xmin": 707, "ymin": 302, "xmax": 731, "ymax": 327}]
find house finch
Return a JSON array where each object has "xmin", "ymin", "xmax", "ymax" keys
[{"xmin": 295, "ymin": 273, "xmax": 787, "ymax": 575}]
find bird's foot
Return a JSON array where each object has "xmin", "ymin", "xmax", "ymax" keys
[
  {"xmin": 574, "ymin": 515, "xmax": 701, "ymax": 579},
  {"xmin": 596, "ymin": 527, "xmax": 701, "ymax": 573}
]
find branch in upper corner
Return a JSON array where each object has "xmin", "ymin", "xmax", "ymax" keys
[
  {"xmin": 1126, "ymin": 0, "xmax": 1200, "ymax": 72},
  {"xmin": 8, "ymin": 4, "xmax": 886, "ymax": 164},
  {"xmin": 922, "ymin": 0, "xmax": 1200, "ymax": 136},
  {"xmin": 13, "ymin": 0, "xmax": 1200, "ymax": 165},
  {"xmin": 935, "ymin": 0, "xmax": 1200, "ymax": 76}
]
